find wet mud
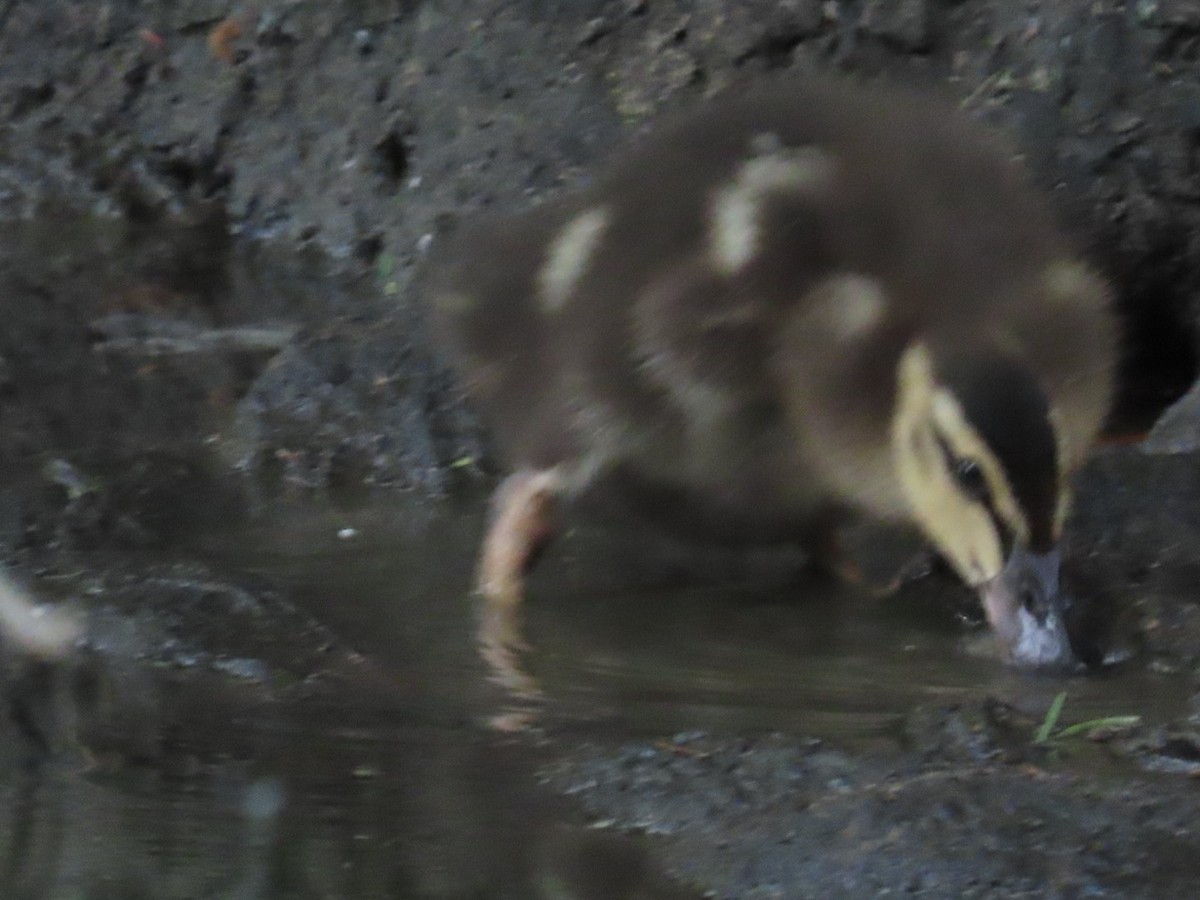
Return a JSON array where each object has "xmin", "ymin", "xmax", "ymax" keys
[{"xmin": 3, "ymin": 1, "xmax": 1200, "ymax": 898}]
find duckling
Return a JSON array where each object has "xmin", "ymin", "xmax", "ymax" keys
[{"xmin": 428, "ymin": 78, "xmax": 1116, "ymax": 673}]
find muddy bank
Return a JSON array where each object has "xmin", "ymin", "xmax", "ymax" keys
[
  {"xmin": 3, "ymin": 1, "xmax": 1200, "ymax": 440},
  {"xmin": 2, "ymin": 1, "xmax": 1200, "ymax": 898},
  {"xmin": 544, "ymin": 726, "xmax": 1200, "ymax": 899}
]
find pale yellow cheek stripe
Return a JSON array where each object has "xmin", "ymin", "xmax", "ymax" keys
[{"xmin": 892, "ymin": 343, "xmax": 1043, "ymax": 584}]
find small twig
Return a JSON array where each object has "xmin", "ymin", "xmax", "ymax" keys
[{"xmin": 91, "ymin": 314, "xmax": 297, "ymax": 357}]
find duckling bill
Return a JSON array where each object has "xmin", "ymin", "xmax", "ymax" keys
[{"xmin": 429, "ymin": 78, "xmax": 1116, "ymax": 670}]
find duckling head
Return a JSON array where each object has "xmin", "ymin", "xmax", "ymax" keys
[{"xmin": 893, "ymin": 340, "xmax": 1077, "ymax": 667}]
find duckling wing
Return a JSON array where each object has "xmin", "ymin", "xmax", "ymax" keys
[{"xmin": 426, "ymin": 201, "xmax": 592, "ymax": 469}]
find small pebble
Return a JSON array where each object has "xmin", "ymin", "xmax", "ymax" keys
[
  {"xmin": 242, "ymin": 778, "xmax": 286, "ymax": 822},
  {"xmin": 1111, "ymin": 112, "xmax": 1142, "ymax": 134}
]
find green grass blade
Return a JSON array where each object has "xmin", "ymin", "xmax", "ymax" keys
[
  {"xmin": 1053, "ymin": 715, "xmax": 1141, "ymax": 740},
  {"xmin": 1035, "ymin": 691, "xmax": 1068, "ymax": 743}
]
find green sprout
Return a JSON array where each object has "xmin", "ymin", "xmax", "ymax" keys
[
  {"xmin": 376, "ymin": 252, "xmax": 396, "ymax": 282},
  {"xmin": 1034, "ymin": 691, "xmax": 1141, "ymax": 744}
]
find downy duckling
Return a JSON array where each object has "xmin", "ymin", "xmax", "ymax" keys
[{"xmin": 428, "ymin": 78, "xmax": 1116, "ymax": 674}]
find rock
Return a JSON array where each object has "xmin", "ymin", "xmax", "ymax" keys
[
  {"xmin": 1173, "ymin": 82, "xmax": 1200, "ymax": 135},
  {"xmin": 1066, "ymin": 11, "xmax": 1132, "ymax": 127},
  {"xmin": 859, "ymin": 0, "xmax": 930, "ymax": 51},
  {"xmin": 1007, "ymin": 88, "xmax": 1064, "ymax": 172},
  {"xmin": 1145, "ymin": 378, "xmax": 1200, "ymax": 454},
  {"xmin": 153, "ymin": 0, "xmax": 235, "ymax": 32},
  {"xmin": 1154, "ymin": 0, "xmax": 1200, "ymax": 29}
]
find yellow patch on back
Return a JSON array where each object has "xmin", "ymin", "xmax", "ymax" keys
[
  {"xmin": 806, "ymin": 274, "xmax": 887, "ymax": 340},
  {"xmin": 709, "ymin": 147, "xmax": 836, "ymax": 275},
  {"xmin": 537, "ymin": 206, "xmax": 612, "ymax": 313}
]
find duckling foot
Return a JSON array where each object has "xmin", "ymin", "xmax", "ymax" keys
[
  {"xmin": 478, "ymin": 468, "xmax": 563, "ymax": 609},
  {"xmin": 875, "ymin": 549, "xmax": 951, "ymax": 598},
  {"xmin": 475, "ymin": 468, "xmax": 563, "ymax": 714},
  {"xmin": 799, "ymin": 513, "xmax": 865, "ymax": 586}
]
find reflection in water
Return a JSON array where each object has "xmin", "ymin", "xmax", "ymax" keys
[
  {"xmin": 0, "ymin": 497, "xmax": 1189, "ymax": 897},
  {"xmin": 2, "ymin": 767, "xmax": 65, "ymax": 900},
  {"xmin": 203, "ymin": 495, "xmax": 1191, "ymax": 743},
  {"xmin": 0, "ymin": 495, "xmax": 722, "ymax": 898},
  {"xmin": 0, "ymin": 667, "xmax": 693, "ymax": 899}
]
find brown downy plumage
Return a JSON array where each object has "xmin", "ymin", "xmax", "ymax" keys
[{"xmin": 428, "ymin": 77, "xmax": 1116, "ymax": 679}]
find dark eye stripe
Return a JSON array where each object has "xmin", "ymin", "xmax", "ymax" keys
[
  {"xmin": 932, "ymin": 430, "xmax": 1015, "ymax": 558},
  {"xmin": 933, "ymin": 432, "xmax": 978, "ymax": 493},
  {"xmin": 952, "ymin": 458, "xmax": 987, "ymax": 499}
]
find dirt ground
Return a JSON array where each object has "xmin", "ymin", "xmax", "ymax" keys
[{"xmin": 2, "ymin": 1, "xmax": 1200, "ymax": 897}]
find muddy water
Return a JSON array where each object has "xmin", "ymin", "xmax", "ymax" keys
[
  {"xmin": 0, "ymin": 497, "xmax": 693, "ymax": 898},
  {"xmin": 203, "ymin": 497, "xmax": 1191, "ymax": 742},
  {"xmin": 1, "ymin": 492, "xmax": 1191, "ymax": 897}
]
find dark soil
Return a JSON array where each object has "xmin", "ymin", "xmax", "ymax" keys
[{"xmin": 2, "ymin": 1, "xmax": 1200, "ymax": 898}]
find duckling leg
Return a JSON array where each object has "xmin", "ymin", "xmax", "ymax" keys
[
  {"xmin": 478, "ymin": 467, "xmax": 564, "ymax": 608},
  {"xmin": 476, "ymin": 468, "xmax": 564, "ymax": 700},
  {"xmin": 799, "ymin": 508, "xmax": 864, "ymax": 585},
  {"xmin": 878, "ymin": 549, "xmax": 944, "ymax": 596},
  {"xmin": 801, "ymin": 512, "xmax": 952, "ymax": 596}
]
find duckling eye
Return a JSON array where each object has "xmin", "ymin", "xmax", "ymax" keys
[{"xmin": 952, "ymin": 458, "xmax": 989, "ymax": 501}]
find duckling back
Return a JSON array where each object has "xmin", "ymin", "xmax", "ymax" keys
[
  {"xmin": 427, "ymin": 78, "xmax": 1112, "ymax": 538},
  {"xmin": 427, "ymin": 200, "xmax": 588, "ymax": 471}
]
